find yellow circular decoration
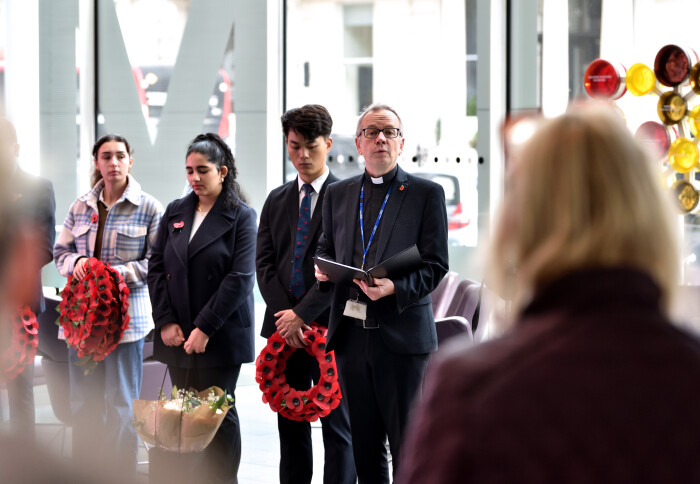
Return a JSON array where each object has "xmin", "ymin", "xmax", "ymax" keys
[
  {"xmin": 672, "ymin": 180, "xmax": 699, "ymax": 213},
  {"xmin": 657, "ymin": 91, "xmax": 687, "ymax": 125},
  {"xmin": 626, "ymin": 63, "xmax": 656, "ymax": 96},
  {"xmin": 668, "ymin": 137, "xmax": 699, "ymax": 173},
  {"xmin": 690, "ymin": 62, "xmax": 700, "ymax": 94},
  {"xmin": 689, "ymin": 105, "xmax": 700, "ymax": 137}
]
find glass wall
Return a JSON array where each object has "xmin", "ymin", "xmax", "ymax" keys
[
  {"xmin": 96, "ymin": 0, "xmax": 236, "ymax": 208},
  {"xmin": 284, "ymin": 0, "xmax": 480, "ymax": 278}
]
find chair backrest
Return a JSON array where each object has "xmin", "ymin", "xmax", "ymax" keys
[
  {"xmin": 40, "ymin": 357, "xmax": 72, "ymax": 425},
  {"xmin": 140, "ymin": 340, "xmax": 173, "ymax": 400},
  {"xmin": 36, "ymin": 296, "xmax": 68, "ymax": 363},
  {"xmin": 444, "ymin": 279, "xmax": 477, "ymax": 318},
  {"xmin": 435, "ymin": 316, "xmax": 473, "ymax": 347},
  {"xmin": 460, "ymin": 283, "xmax": 482, "ymax": 324},
  {"xmin": 473, "ymin": 285, "xmax": 497, "ymax": 343},
  {"xmin": 431, "ymin": 271, "xmax": 460, "ymax": 319}
]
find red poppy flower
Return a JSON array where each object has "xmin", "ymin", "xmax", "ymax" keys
[
  {"xmin": 327, "ymin": 396, "xmax": 341, "ymax": 411},
  {"xmin": 307, "ymin": 387, "xmax": 330, "ymax": 410},
  {"xmin": 311, "ymin": 337, "xmax": 328, "ymax": 357},
  {"xmin": 2, "ymin": 306, "xmax": 38, "ymax": 380},
  {"xmin": 318, "ymin": 379, "xmax": 339, "ymax": 397},
  {"xmin": 319, "ymin": 361, "xmax": 336, "ymax": 382},
  {"xmin": 91, "ymin": 213, "xmax": 98, "ymax": 223},
  {"xmin": 267, "ymin": 337, "xmax": 286, "ymax": 355}
]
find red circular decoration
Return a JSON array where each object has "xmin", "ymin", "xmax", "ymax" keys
[
  {"xmin": 635, "ymin": 121, "xmax": 672, "ymax": 159},
  {"xmin": 654, "ymin": 44, "xmax": 696, "ymax": 87},
  {"xmin": 2, "ymin": 306, "xmax": 39, "ymax": 380},
  {"xmin": 58, "ymin": 258, "xmax": 130, "ymax": 373},
  {"xmin": 256, "ymin": 324, "xmax": 343, "ymax": 422},
  {"xmin": 584, "ymin": 59, "xmax": 626, "ymax": 99}
]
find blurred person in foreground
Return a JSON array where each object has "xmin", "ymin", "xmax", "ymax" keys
[
  {"xmin": 0, "ymin": 118, "xmax": 55, "ymax": 436},
  {"xmin": 0, "ymin": 129, "xmax": 101, "ymax": 484},
  {"xmin": 398, "ymin": 103, "xmax": 700, "ymax": 483}
]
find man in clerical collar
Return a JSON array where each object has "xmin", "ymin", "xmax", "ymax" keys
[{"xmin": 316, "ymin": 103, "xmax": 449, "ymax": 482}]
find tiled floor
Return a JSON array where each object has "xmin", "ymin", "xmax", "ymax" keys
[{"xmin": 2, "ymin": 302, "xmax": 330, "ymax": 484}]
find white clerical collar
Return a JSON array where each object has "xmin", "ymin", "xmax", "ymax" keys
[{"xmin": 370, "ymin": 176, "xmax": 383, "ymax": 184}]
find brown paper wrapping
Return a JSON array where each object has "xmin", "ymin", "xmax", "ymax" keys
[{"xmin": 132, "ymin": 386, "xmax": 231, "ymax": 453}]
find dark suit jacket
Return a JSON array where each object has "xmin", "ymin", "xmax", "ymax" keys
[
  {"xmin": 398, "ymin": 268, "xmax": 700, "ymax": 483},
  {"xmin": 147, "ymin": 192, "xmax": 256, "ymax": 368},
  {"xmin": 257, "ymin": 173, "xmax": 338, "ymax": 338},
  {"xmin": 12, "ymin": 168, "xmax": 56, "ymax": 313},
  {"xmin": 317, "ymin": 165, "xmax": 449, "ymax": 354}
]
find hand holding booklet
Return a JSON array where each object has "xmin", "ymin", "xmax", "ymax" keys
[{"xmin": 314, "ymin": 245, "xmax": 423, "ymax": 287}]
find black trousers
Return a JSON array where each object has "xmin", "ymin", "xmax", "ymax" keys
[
  {"xmin": 278, "ymin": 349, "xmax": 356, "ymax": 484},
  {"xmin": 169, "ymin": 365, "xmax": 242, "ymax": 484},
  {"xmin": 335, "ymin": 325, "xmax": 429, "ymax": 484}
]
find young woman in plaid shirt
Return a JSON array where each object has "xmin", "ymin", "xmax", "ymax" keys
[{"xmin": 54, "ymin": 134, "xmax": 163, "ymax": 480}]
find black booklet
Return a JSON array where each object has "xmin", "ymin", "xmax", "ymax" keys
[{"xmin": 314, "ymin": 245, "xmax": 423, "ymax": 287}]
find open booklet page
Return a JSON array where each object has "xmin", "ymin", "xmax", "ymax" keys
[{"xmin": 314, "ymin": 245, "xmax": 422, "ymax": 287}]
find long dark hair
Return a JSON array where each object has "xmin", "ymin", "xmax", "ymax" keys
[
  {"xmin": 90, "ymin": 134, "xmax": 133, "ymax": 187},
  {"xmin": 186, "ymin": 133, "xmax": 246, "ymax": 208}
]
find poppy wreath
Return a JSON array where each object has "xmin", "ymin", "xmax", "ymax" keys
[
  {"xmin": 57, "ymin": 257, "xmax": 130, "ymax": 373},
  {"xmin": 256, "ymin": 323, "xmax": 342, "ymax": 422},
  {"xmin": 1, "ymin": 306, "xmax": 39, "ymax": 380}
]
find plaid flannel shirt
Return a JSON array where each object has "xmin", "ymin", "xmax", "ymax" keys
[{"xmin": 54, "ymin": 175, "xmax": 164, "ymax": 343}]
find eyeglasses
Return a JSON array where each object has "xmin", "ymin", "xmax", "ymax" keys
[{"xmin": 361, "ymin": 128, "xmax": 402, "ymax": 139}]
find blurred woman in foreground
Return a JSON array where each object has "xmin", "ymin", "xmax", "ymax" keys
[{"xmin": 398, "ymin": 104, "xmax": 700, "ymax": 483}]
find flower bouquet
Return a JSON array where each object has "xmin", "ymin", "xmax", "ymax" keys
[
  {"xmin": 132, "ymin": 385, "xmax": 233, "ymax": 453},
  {"xmin": 1, "ymin": 306, "xmax": 38, "ymax": 380},
  {"xmin": 256, "ymin": 323, "xmax": 343, "ymax": 422},
  {"xmin": 57, "ymin": 257, "xmax": 130, "ymax": 373}
]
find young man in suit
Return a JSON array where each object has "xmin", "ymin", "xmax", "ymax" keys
[
  {"xmin": 315, "ymin": 104, "xmax": 449, "ymax": 483},
  {"xmin": 256, "ymin": 104, "xmax": 356, "ymax": 484},
  {"xmin": 0, "ymin": 118, "xmax": 56, "ymax": 436}
]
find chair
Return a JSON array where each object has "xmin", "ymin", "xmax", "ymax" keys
[
  {"xmin": 140, "ymin": 341, "xmax": 172, "ymax": 401},
  {"xmin": 473, "ymin": 285, "xmax": 497, "ymax": 343},
  {"xmin": 443, "ymin": 279, "xmax": 479, "ymax": 320},
  {"xmin": 32, "ymin": 295, "xmax": 72, "ymax": 455},
  {"xmin": 434, "ymin": 279, "xmax": 483, "ymax": 347},
  {"xmin": 431, "ymin": 271, "xmax": 460, "ymax": 319},
  {"xmin": 36, "ymin": 296, "xmax": 68, "ymax": 363},
  {"xmin": 39, "ymin": 356, "xmax": 72, "ymax": 457},
  {"xmin": 435, "ymin": 316, "xmax": 473, "ymax": 346}
]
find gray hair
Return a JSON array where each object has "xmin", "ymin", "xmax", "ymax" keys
[{"xmin": 355, "ymin": 103, "xmax": 404, "ymax": 137}]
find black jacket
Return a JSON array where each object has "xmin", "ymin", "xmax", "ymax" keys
[
  {"xmin": 147, "ymin": 191, "xmax": 256, "ymax": 368},
  {"xmin": 13, "ymin": 168, "xmax": 55, "ymax": 313},
  {"xmin": 317, "ymin": 165, "xmax": 449, "ymax": 354},
  {"xmin": 256, "ymin": 173, "xmax": 338, "ymax": 338}
]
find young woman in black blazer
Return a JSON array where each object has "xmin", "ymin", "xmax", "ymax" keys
[{"xmin": 147, "ymin": 133, "xmax": 256, "ymax": 484}]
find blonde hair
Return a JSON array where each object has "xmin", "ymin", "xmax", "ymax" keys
[{"xmin": 488, "ymin": 103, "xmax": 679, "ymax": 315}]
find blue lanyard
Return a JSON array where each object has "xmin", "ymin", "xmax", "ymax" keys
[{"xmin": 359, "ymin": 180, "xmax": 393, "ymax": 270}]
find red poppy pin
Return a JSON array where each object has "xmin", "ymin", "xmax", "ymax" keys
[
  {"xmin": 91, "ymin": 213, "xmax": 98, "ymax": 223},
  {"xmin": 173, "ymin": 221, "xmax": 184, "ymax": 232},
  {"xmin": 399, "ymin": 185, "xmax": 405, "ymax": 191}
]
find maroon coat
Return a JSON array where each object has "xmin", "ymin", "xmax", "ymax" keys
[{"xmin": 398, "ymin": 268, "xmax": 700, "ymax": 483}]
